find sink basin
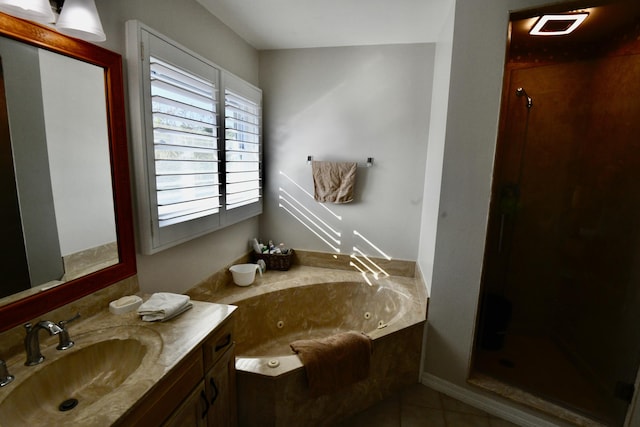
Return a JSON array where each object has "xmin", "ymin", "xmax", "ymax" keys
[{"xmin": 0, "ymin": 326, "xmax": 162, "ymax": 426}]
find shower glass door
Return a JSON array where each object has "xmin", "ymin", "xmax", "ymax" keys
[{"xmin": 473, "ymin": 4, "xmax": 640, "ymax": 426}]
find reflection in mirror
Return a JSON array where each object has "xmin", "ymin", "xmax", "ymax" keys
[
  {"xmin": 0, "ymin": 12, "xmax": 135, "ymax": 332},
  {"xmin": 0, "ymin": 38, "xmax": 117, "ymax": 299},
  {"xmin": 40, "ymin": 50, "xmax": 118, "ymax": 282}
]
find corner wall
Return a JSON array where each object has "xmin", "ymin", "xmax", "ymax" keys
[
  {"xmin": 417, "ymin": 0, "xmax": 455, "ymax": 297},
  {"xmin": 258, "ymin": 44, "xmax": 434, "ymax": 263}
]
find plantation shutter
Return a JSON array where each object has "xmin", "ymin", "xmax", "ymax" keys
[
  {"xmin": 150, "ymin": 57, "xmax": 220, "ymax": 228},
  {"xmin": 225, "ymin": 89, "xmax": 261, "ymax": 209},
  {"xmin": 224, "ymin": 73, "xmax": 262, "ymax": 217},
  {"xmin": 127, "ymin": 22, "xmax": 262, "ymax": 254}
]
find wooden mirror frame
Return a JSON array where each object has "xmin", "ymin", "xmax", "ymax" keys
[{"xmin": 0, "ymin": 13, "xmax": 136, "ymax": 332}]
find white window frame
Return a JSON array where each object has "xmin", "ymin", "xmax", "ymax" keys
[{"xmin": 126, "ymin": 21, "xmax": 262, "ymax": 254}]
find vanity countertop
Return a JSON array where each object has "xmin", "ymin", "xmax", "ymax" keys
[{"xmin": 0, "ymin": 300, "xmax": 236, "ymax": 426}]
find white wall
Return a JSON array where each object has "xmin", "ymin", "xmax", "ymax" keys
[
  {"xmin": 259, "ymin": 44, "xmax": 434, "ymax": 261},
  {"xmin": 97, "ymin": 0, "xmax": 259, "ymax": 85},
  {"xmin": 40, "ymin": 49, "xmax": 116, "ymax": 256},
  {"xmin": 417, "ymin": 1, "xmax": 455, "ymax": 296},
  {"xmin": 95, "ymin": 0, "xmax": 260, "ymax": 293}
]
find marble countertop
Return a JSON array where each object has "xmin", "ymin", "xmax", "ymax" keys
[{"xmin": 0, "ymin": 300, "xmax": 236, "ymax": 426}]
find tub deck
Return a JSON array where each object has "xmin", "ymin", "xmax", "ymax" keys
[{"xmin": 189, "ymin": 263, "xmax": 428, "ymax": 426}]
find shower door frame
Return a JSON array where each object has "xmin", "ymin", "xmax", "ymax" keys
[{"xmin": 471, "ymin": 7, "xmax": 640, "ymax": 425}]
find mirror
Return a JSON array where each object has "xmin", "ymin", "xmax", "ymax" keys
[
  {"xmin": 0, "ymin": 13, "xmax": 136, "ymax": 332},
  {"xmin": 1, "ymin": 40, "xmax": 117, "ymax": 296}
]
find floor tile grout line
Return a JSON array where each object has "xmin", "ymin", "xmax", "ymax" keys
[
  {"xmin": 438, "ymin": 391, "xmax": 449, "ymax": 427},
  {"xmin": 335, "ymin": 384, "xmax": 518, "ymax": 426},
  {"xmin": 398, "ymin": 390, "xmax": 403, "ymax": 427}
]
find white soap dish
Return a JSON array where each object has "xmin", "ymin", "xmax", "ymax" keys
[{"xmin": 109, "ymin": 295, "xmax": 143, "ymax": 315}]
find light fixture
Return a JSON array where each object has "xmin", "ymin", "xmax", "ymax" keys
[
  {"xmin": 529, "ymin": 13, "xmax": 588, "ymax": 36},
  {"xmin": 0, "ymin": 0, "xmax": 55, "ymax": 24},
  {"xmin": 0, "ymin": 0, "xmax": 105, "ymax": 42},
  {"xmin": 55, "ymin": 0, "xmax": 105, "ymax": 42}
]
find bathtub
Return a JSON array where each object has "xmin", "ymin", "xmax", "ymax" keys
[{"xmin": 211, "ymin": 265, "xmax": 427, "ymax": 426}]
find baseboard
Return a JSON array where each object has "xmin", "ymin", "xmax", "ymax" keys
[{"xmin": 421, "ymin": 372, "xmax": 563, "ymax": 427}]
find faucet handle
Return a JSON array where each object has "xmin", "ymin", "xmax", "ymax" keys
[
  {"xmin": 58, "ymin": 312, "xmax": 81, "ymax": 328},
  {"xmin": 56, "ymin": 313, "xmax": 80, "ymax": 351},
  {"xmin": 0, "ymin": 359, "xmax": 14, "ymax": 387}
]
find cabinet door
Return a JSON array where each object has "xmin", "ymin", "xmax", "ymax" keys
[
  {"xmin": 163, "ymin": 380, "xmax": 209, "ymax": 427},
  {"xmin": 119, "ymin": 349, "xmax": 203, "ymax": 426},
  {"xmin": 205, "ymin": 344, "xmax": 236, "ymax": 427}
]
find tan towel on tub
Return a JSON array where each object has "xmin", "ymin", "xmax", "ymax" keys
[
  {"xmin": 312, "ymin": 161, "xmax": 357, "ymax": 203},
  {"xmin": 290, "ymin": 331, "xmax": 372, "ymax": 397}
]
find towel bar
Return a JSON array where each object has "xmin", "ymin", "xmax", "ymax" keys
[{"xmin": 307, "ymin": 156, "xmax": 373, "ymax": 167}]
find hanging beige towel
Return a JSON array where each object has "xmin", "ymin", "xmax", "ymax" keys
[
  {"xmin": 290, "ymin": 331, "xmax": 372, "ymax": 397},
  {"xmin": 312, "ymin": 161, "xmax": 357, "ymax": 203}
]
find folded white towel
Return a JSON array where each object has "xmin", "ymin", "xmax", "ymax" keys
[{"xmin": 137, "ymin": 292, "xmax": 192, "ymax": 322}]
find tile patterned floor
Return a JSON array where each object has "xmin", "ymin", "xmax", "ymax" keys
[{"xmin": 335, "ymin": 383, "xmax": 520, "ymax": 427}]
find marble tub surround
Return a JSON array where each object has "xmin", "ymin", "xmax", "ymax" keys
[
  {"xmin": 226, "ymin": 269, "xmax": 425, "ymax": 370},
  {"xmin": 0, "ymin": 299, "xmax": 235, "ymax": 426},
  {"xmin": 187, "ymin": 252, "xmax": 252, "ymax": 300},
  {"xmin": 188, "ymin": 264, "xmax": 426, "ymax": 315},
  {"xmin": 191, "ymin": 260, "xmax": 427, "ymax": 426},
  {"xmin": 186, "ymin": 249, "xmax": 420, "ymax": 302},
  {"xmin": 237, "ymin": 322, "xmax": 425, "ymax": 426},
  {"xmin": 293, "ymin": 249, "xmax": 417, "ymax": 278},
  {"xmin": 187, "ymin": 261, "xmax": 427, "ymax": 369}
]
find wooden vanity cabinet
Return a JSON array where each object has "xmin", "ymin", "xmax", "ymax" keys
[
  {"xmin": 117, "ymin": 349, "xmax": 204, "ymax": 426},
  {"xmin": 118, "ymin": 316, "xmax": 237, "ymax": 427},
  {"xmin": 205, "ymin": 344, "xmax": 236, "ymax": 426},
  {"xmin": 202, "ymin": 317, "xmax": 237, "ymax": 427},
  {"xmin": 163, "ymin": 381, "xmax": 208, "ymax": 427},
  {"xmin": 165, "ymin": 343, "xmax": 236, "ymax": 427}
]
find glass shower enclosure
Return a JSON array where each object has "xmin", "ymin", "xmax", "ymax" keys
[{"xmin": 472, "ymin": 2, "xmax": 640, "ymax": 425}]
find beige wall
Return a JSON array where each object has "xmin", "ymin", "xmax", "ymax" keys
[{"xmin": 95, "ymin": 0, "xmax": 260, "ymax": 294}]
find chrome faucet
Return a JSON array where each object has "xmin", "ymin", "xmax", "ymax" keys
[
  {"xmin": 24, "ymin": 321, "xmax": 63, "ymax": 366},
  {"xmin": 0, "ymin": 359, "xmax": 14, "ymax": 387}
]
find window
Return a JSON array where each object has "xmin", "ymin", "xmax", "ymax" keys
[
  {"xmin": 224, "ymin": 74, "xmax": 262, "ymax": 212},
  {"xmin": 151, "ymin": 56, "xmax": 220, "ymax": 228},
  {"xmin": 126, "ymin": 21, "xmax": 262, "ymax": 254}
]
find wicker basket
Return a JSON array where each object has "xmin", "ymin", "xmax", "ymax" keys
[{"xmin": 253, "ymin": 249, "xmax": 294, "ymax": 271}]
